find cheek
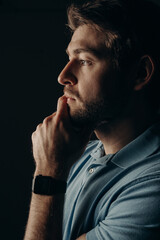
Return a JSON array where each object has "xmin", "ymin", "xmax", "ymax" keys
[
  {"xmin": 77, "ymin": 63, "xmax": 114, "ymax": 101},
  {"xmin": 99, "ymin": 70, "xmax": 123, "ymax": 100},
  {"xmin": 78, "ymin": 79, "xmax": 101, "ymax": 102}
]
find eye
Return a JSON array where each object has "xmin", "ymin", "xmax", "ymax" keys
[{"xmin": 80, "ymin": 60, "xmax": 92, "ymax": 66}]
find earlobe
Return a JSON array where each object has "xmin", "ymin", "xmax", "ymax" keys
[{"xmin": 134, "ymin": 55, "xmax": 155, "ymax": 91}]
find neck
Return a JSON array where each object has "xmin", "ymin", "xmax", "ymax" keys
[{"xmin": 94, "ymin": 110, "xmax": 158, "ymax": 155}]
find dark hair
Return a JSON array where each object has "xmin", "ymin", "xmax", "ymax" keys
[
  {"xmin": 67, "ymin": 0, "xmax": 160, "ymax": 110},
  {"xmin": 67, "ymin": 0, "xmax": 160, "ymax": 65}
]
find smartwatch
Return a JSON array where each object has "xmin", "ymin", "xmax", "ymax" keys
[{"xmin": 32, "ymin": 175, "xmax": 67, "ymax": 195}]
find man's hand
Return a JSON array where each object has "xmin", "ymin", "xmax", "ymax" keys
[
  {"xmin": 32, "ymin": 96, "xmax": 92, "ymax": 180},
  {"xmin": 24, "ymin": 96, "xmax": 92, "ymax": 240}
]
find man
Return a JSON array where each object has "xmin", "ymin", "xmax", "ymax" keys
[{"xmin": 24, "ymin": 0, "xmax": 160, "ymax": 239}]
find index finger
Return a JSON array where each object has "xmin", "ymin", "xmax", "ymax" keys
[{"xmin": 55, "ymin": 96, "xmax": 69, "ymax": 121}]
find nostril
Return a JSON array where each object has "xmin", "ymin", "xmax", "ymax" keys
[
  {"xmin": 64, "ymin": 80, "xmax": 72, "ymax": 85},
  {"xmin": 58, "ymin": 72, "xmax": 77, "ymax": 86}
]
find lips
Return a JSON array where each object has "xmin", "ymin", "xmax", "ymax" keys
[
  {"xmin": 63, "ymin": 88, "xmax": 80, "ymax": 103},
  {"xmin": 67, "ymin": 97, "xmax": 75, "ymax": 100},
  {"xmin": 63, "ymin": 93, "xmax": 75, "ymax": 104},
  {"xmin": 64, "ymin": 93, "xmax": 74, "ymax": 99},
  {"xmin": 64, "ymin": 91, "xmax": 76, "ymax": 100},
  {"xmin": 66, "ymin": 97, "xmax": 76, "ymax": 103}
]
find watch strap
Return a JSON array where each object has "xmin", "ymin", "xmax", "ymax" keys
[{"xmin": 32, "ymin": 175, "xmax": 67, "ymax": 195}]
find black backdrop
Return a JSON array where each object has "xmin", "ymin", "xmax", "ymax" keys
[
  {"xmin": 0, "ymin": 0, "xmax": 160, "ymax": 239},
  {"xmin": 0, "ymin": 1, "xmax": 69, "ymax": 239}
]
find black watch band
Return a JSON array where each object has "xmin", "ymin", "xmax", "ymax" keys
[{"xmin": 32, "ymin": 175, "xmax": 67, "ymax": 195}]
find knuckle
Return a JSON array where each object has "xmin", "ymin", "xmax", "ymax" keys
[
  {"xmin": 58, "ymin": 96, "xmax": 63, "ymax": 102},
  {"xmin": 43, "ymin": 113, "xmax": 55, "ymax": 124},
  {"xmin": 43, "ymin": 117, "xmax": 48, "ymax": 124},
  {"xmin": 36, "ymin": 123, "xmax": 42, "ymax": 130}
]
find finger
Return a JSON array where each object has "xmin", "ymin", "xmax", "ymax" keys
[
  {"xmin": 36, "ymin": 123, "xmax": 42, "ymax": 130},
  {"xmin": 56, "ymin": 96, "xmax": 69, "ymax": 120}
]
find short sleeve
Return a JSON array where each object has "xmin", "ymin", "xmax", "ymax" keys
[{"xmin": 86, "ymin": 175, "xmax": 160, "ymax": 240}]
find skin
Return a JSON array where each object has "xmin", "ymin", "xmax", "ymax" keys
[
  {"xmin": 59, "ymin": 25, "xmax": 132, "ymax": 129},
  {"xmin": 24, "ymin": 24, "xmax": 156, "ymax": 240}
]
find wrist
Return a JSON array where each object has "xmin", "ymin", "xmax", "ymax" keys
[
  {"xmin": 34, "ymin": 164, "xmax": 70, "ymax": 181},
  {"xmin": 32, "ymin": 175, "xmax": 67, "ymax": 195}
]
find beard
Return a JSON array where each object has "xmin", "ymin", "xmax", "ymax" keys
[
  {"xmin": 67, "ymin": 96, "xmax": 117, "ymax": 129},
  {"xmin": 64, "ymin": 86, "xmax": 130, "ymax": 130}
]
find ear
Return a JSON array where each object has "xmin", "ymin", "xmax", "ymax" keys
[{"xmin": 134, "ymin": 55, "xmax": 155, "ymax": 91}]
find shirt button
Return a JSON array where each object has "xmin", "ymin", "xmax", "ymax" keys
[{"xmin": 89, "ymin": 168, "xmax": 94, "ymax": 174}]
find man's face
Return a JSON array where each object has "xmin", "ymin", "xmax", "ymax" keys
[{"xmin": 58, "ymin": 24, "xmax": 131, "ymax": 128}]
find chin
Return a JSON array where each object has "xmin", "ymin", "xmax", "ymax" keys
[
  {"xmin": 68, "ymin": 100, "xmax": 114, "ymax": 128},
  {"xmin": 69, "ymin": 114, "xmax": 90, "ymax": 128}
]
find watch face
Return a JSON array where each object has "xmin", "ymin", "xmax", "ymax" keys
[
  {"xmin": 32, "ymin": 175, "xmax": 67, "ymax": 195},
  {"xmin": 33, "ymin": 175, "xmax": 53, "ymax": 195}
]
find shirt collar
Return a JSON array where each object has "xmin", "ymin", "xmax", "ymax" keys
[
  {"xmin": 90, "ymin": 141, "xmax": 105, "ymax": 159},
  {"xmin": 111, "ymin": 121, "xmax": 160, "ymax": 169},
  {"xmin": 90, "ymin": 141, "xmax": 114, "ymax": 165},
  {"xmin": 91, "ymin": 121, "xmax": 160, "ymax": 168}
]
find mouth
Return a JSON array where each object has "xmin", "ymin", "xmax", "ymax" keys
[
  {"xmin": 64, "ymin": 91, "xmax": 76, "ymax": 100},
  {"xmin": 64, "ymin": 94, "xmax": 76, "ymax": 104}
]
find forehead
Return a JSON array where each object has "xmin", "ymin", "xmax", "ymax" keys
[{"xmin": 67, "ymin": 24, "xmax": 107, "ymax": 54}]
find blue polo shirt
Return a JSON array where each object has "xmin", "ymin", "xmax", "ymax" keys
[{"xmin": 63, "ymin": 122, "xmax": 160, "ymax": 240}]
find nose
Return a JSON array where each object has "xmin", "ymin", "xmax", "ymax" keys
[{"xmin": 58, "ymin": 60, "xmax": 77, "ymax": 86}]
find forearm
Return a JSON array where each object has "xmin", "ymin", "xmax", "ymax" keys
[
  {"xmin": 24, "ymin": 193, "xmax": 65, "ymax": 240},
  {"xmin": 24, "ymin": 96, "xmax": 91, "ymax": 240}
]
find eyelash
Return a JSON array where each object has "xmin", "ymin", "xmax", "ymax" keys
[
  {"xmin": 79, "ymin": 60, "xmax": 92, "ymax": 66},
  {"xmin": 67, "ymin": 57, "xmax": 93, "ymax": 67}
]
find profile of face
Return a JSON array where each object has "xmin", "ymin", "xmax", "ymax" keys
[{"xmin": 58, "ymin": 24, "xmax": 132, "ymax": 128}]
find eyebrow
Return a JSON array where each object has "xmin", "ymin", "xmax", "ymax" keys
[{"xmin": 66, "ymin": 47, "xmax": 104, "ymax": 58}]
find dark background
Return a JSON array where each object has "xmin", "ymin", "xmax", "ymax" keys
[
  {"xmin": 0, "ymin": 0, "xmax": 160, "ymax": 239},
  {"xmin": 0, "ymin": 1, "xmax": 69, "ymax": 239}
]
